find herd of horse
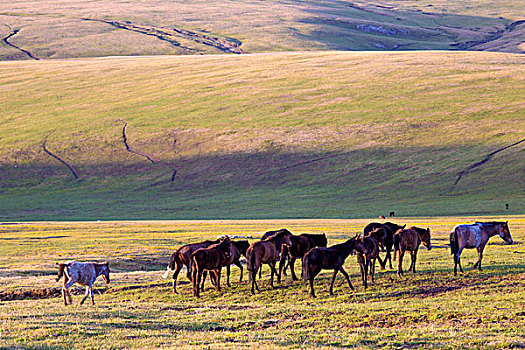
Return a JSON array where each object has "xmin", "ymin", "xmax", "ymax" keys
[{"xmin": 56, "ymin": 221, "xmax": 513, "ymax": 304}]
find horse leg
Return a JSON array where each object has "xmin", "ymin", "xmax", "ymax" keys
[
  {"xmin": 215, "ymin": 268, "xmax": 221, "ymax": 292},
  {"xmin": 250, "ymin": 267, "xmax": 258, "ymax": 294},
  {"xmin": 269, "ymin": 262, "xmax": 277, "ymax": 289},
  {"xmin": 398, "ymin": 250, "xmax": 405, "ymax": 276},
  {"xmin": 408, "ymin": 251, "xmax": 414, "ymax": 273},
  {"xmin": 201, "ymin": 271, "xmax": 208, "ymax": 290},
  {"xmin": 339, "ymin": 267, "xmax": 354, "ymax": 291},
  {"xmin": 63, "ymin": 279, "xmax": 76, "ymax": 305},
  {"xmin": 377, "ymin": 254, "xmax": 386, "ymax": 270},
  {"xmin": 172, "ymin": 262, "xmax": 183, "ymax": 294},
  {"xmin": 278, "ymin": 254, "xmax": 286, "ymax": 282},
  {"xmin": 475, "ymin": 246, "xmax": 484, "ymax": 271},
  {"xmin": 80, "ymin": 285, "xmax": 90, "ymax": 305},
  {"xmin": 329, "ymin": 269, "xmax": 339, "ymax": 295},
  {"xmin": 385, "ymin": 247, "xmax": 393, "ymax": 269},
  {"xmin": 62, "ymin": 287, "xmax": 69, "ymax": 306},
  {"xmin": 192, "ymin": 265, "xmax": 198, "ymax": 297},
  {"xmin": 290, "ymin": 257, "xmax": 298, "ymax": 281},
  {"xmin": 412, "ymin": 249, "xmax": 418, "ymax": 273},
  {"xmin": 226, "ymin": 265, "xmax": 231, "ymax": 287},
  {"xmin": 233, "ymin": 260, "xmax": 243, "ymax": 283},
  {"xmin": 370, "ymin": 258, "xmax": 376, "ymax": 283},
  {"xmin": 309, "ymin": 277, "xmax": 316, "ymax": 298}
]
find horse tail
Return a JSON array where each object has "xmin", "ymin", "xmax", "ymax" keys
[
  {"xmin": 247, "ymin": 249, "xmax": 256, "ymax": 272},
  {"xmin": 450, "ymin": 229, "xmax": 459, "ymax": 256},
  {"xmin": 56, "ymin": 263, "xmax": 67, "ymax": 282},
  {"xmin": 302, "ymin": 252, "xmax": 314, "ymax": 281}
]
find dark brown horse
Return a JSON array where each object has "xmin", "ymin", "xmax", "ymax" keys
[
  {"xmin": 450, "ymin": 221, "xmax": 512, "ymax": 276},
  {"xmin": 200, "ymin": 239, "xmax": 250, "ymax": 290},
  {"xmin": 302, "ymin": 236, "xmax": 357, "ymax": 297},
  {"xmin": 259, "ymin": 228, "xmax": 292, "ymax": 278},
  {"xmin": 364, "ymin": 222, "xmax": 406, "ymax": 269},
  {"xmin": 162, "ymin": 238, "xmax": 220, "ymax": 293},
  {"xmin": 191, "ymin": 237, "xmax": 232, "ymax": 298},
  {"xmin": 279, "ymin": 233, "xmax": 328, "ymax": 281},
  {"xmin": 351, "ymin": 235, "xmax": 382, "ymax": 289},
  {"xmin": 393, "ymin": 226, "xmax": 432, "ymax": 276},
  {"xmin": 246, "ymin": 230, "xmax": 292, "ymax": 294}
]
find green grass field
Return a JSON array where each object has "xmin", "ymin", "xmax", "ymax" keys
[
  {"xmin": 1, "ymin": 217, "xmax": 524, "ymax": 349},
  {"xmin": 0, "ymin": 51, "xmax": 524, "ymax": 220}
]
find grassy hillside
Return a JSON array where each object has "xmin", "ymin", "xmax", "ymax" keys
[
  {"xmin": 0, "ymin": 0, "xmax": 523, "ymax": 60},
  {"xmin": 0, "ymin": 51, "xmax": 523, "ymax": 220},
  {"xmin": 1, "ymin": 218, "xmax": 525, "ymax": 348}
]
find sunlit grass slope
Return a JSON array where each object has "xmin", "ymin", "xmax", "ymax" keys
[{"xmin": 0, "ymin": 51, "xmax": 524, "ymax": 220}]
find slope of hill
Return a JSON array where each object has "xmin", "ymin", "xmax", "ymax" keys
[
  {"xmin": 1, "ymin": 0, "xmax": 523, "ymax": 60},
  {"xmin": 0, "ymin": 51, "xmax": 523, "ymax": 220}
]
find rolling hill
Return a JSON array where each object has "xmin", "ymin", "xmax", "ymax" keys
[
  {"xmin": 1, "ymin": 0, "xmax": 524, "ymax": 60},
  {"xmin": 0, "ymin": 51, "xmax": 523, "ymax": 220}
]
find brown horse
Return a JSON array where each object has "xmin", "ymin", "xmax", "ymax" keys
[
  {"xmin": 279, "ymin": 233, "xmax": 328, "ymax": 281},
  {"xmin": 302, "ymin": 236, "xmax": 357, "ymax": 297},
  {"xmin": 393, "ymin": 226, "xmax": 432, "ymax": 276},
  {"xmin": 246, "ymin": 230, "xmax": 292, "ymax": 294},
  {"xmin": 203, "ymin": 239, "xmax": 250, "ymax": 288},
  {"xmin": 363, "ymin": 222, "xmax": 406, "ymax": 269},
  {"xmin": 259, "ymin": 228, "xmax": 292, "ymax": 278},
  {"xmin": 162, "ymin": 238, "xmax": 220, "ymax": 293},
  {"xmin": 351, "ymin": 235, "xmax": 382, "ymax": 289},
  {"xmin": 450, "ymin": 221, "xmax": 512, "ymax": 276},
  {"xmin": 56, "ymin": 261, "xmax": 110, "ymax": 306},
  {"xmin": 191, "ymin": 237, "xmax": 232, "ymax": 298}
]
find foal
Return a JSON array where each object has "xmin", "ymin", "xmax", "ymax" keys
[
  {"xmin": 302, "ymin": 236, "xmax": 357, "ymax": 297},
  {"xmin": 191, "ymin": 237, "xmax": 232, "ymax": 298},
  {"xmin": 56, "ymin": 261, "xmax": 110, "ymax": 306},
  {"xmin": 351, "ymin": 235, "xmax": 382, "ymax": 289},
  {"xmin": 393, "ymin": 227, "xmax": 432, "ymax": 276},
  {"xmin": 363, "ymin": 222, "xmax": 406, "ymax": 269}
]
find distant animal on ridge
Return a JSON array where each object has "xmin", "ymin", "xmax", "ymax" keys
[
  {"xmin": 450, "ymin": 221, "xmax": 512, "ymax": 276},
  {"xmin": 56, "ymin": 261, "xmax": 110, "ymax": 306},
  {"xmin": 363, "ymin": 222, "xmax": 406, "ymax": 269},
  {"xmin": 393, "ymin": 226, "xmax": 432, "ymax": 276}
]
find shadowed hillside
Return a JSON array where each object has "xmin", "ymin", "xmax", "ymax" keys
[
  {"xmin": 0, "ymin": 51, "xmax": 523, "ymax": 220},
  {"xmin": 0, "ymin": 0, "xmax": 523, "ymax": 60}
]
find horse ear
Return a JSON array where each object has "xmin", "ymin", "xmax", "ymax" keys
[
  {"xmin": 104, "ymin": 261, "xmax": 109, "ymax": 265},
  {"xmin": 402, "ymin": 224, "xmax": 406, "ymax": 229}
]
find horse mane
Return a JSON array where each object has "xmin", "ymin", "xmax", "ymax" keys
[{"xmin": 410, "ymin": 226, "xmax": 428, "ymax": 235}]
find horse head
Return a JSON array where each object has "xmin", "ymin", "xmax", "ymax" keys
[
  {"xmin": 421, "ymin": 228, "xmax": 432, "ymax": 250},
  {"xmin": 101, "ymin": 262, "xmax": 110, "ymax": 284},
  {"xmin": 315, "ymin": 233, "xmax": 328, "ymax": 247},
  {"xmin": 499, "ymin": 221, "xmax": 513, "ymax": 244}
]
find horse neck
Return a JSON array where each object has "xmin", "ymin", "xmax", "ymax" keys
[
  {"xmin": 333, "ymin": 240, "xmax": 354, "ymax": 257},
  {"xmin": 94, "ymin": 263, "xmax": 106, "ymax": 277},
  {"xmin": 480, "ymin": 223, "xmax": 502, "ymax": 238}
]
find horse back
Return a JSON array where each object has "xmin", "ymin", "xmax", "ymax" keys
[
  {"xmin": 453, "ymin": 224, "xmax": 483, "ymax": 248},
  {"xmin": 394, "ymin": 228, "xmax": 420, "ymax": 252}
]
